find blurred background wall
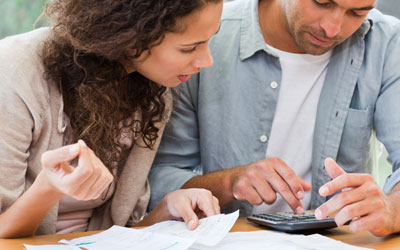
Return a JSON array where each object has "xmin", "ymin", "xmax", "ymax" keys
[
  {"xmin": 0, "ymin": 0, "xmax": 48, "ymax": 39},
  {"xmin": 376, "ymin": 0, "xmax": 400, "ymax": 19}
]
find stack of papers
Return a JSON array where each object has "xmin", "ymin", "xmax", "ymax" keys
[
  {"xmin": 25, "ymin": 211, "xmax": 239, "ymax": 250},
  {"xmin": 190, "ymin": 230, "xmax": 372, "ymax": 250},
  {"xmin": 24, "ymin": 210, "xmax": 372, "ymax": 250},
  {"xmin": 59, "ymin": 226, "xmax": 194, "ymax": 250}
]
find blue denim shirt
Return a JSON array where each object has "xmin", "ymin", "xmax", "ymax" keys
[{"xmin": 149, "ymin": 0, "xmax": 400, "ymax": 215}]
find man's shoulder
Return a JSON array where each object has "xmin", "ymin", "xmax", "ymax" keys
[
  {"xmin": 216, "ymin": 0, "xmax": 255, "ymax": 40},
  {"xmin": 210, "ymin": 0, "xmax": 245, "ymax": 46},
  {"xmin": 367, "ymin": 9, "xmax": 400, "ymax": 39},
  {"xmin": 221, "ymin": 0, "xmax": 247, "ymax": 21}
]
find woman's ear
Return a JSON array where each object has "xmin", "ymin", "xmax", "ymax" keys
[
  {"xmin": 126, "ymin": 48, "xmax": 137, "ymax": 58},
  {"xmin": 120, "ymin": 54, "xmax": 136, "ymax": 74}
]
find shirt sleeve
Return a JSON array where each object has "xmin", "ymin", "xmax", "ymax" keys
[
  {"xmin": 374, "ymin": 24, "xmax": 400, "ymax": 193},
  {"xmin": 0, "ymin": 65, "xmax": 36, "ymax": 213}
]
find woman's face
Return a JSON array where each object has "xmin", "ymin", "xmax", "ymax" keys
[{"xmin": 125, "ymin": 2, "xmax": 223, "ymax": 87}]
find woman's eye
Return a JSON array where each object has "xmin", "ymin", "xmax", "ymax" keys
[{"xmin": 181, "ymin": 47, "xmax": 197, "ymax": 54}]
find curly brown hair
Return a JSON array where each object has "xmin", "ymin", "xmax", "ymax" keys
[{"xmin": 41, "ymin": 0, "xmax": 221, "ymax": 171}]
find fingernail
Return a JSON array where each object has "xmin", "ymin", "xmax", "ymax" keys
[
  {"xmin": 69, "ymin": 143, "xmax": 79, "ymax": 154},
  {"xmin": 319, "ymin": 186, "xmax": 329, "ymax": 196},
  {"xmin": 297, "ymin": 191, "xmax": 304, "ymax": 199},
  {"xmin": 296, "ymin": 206, "xmax": 304, "ymax": 214},
  {"xmin": 188, "ymin": 219, "xmax": 196, "ymax": 229},
  {"xmin": 315, "ymin": 209, "xmax": 322, "ymax": 219},
  {"xmin": 78, "ymin": 140, "xmax": 87, "ymax": 147}
]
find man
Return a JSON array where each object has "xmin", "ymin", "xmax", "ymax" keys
[{"xmin": 149, "ymin": 0, "xmax": 400, "ymax": 236}]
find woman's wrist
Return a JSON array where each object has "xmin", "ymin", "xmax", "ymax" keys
[
  {"xmin": 137, "ymin": 196, "xmax": 175, "ymax": 227},
  {"xmin": 31, "ymin": 171, "xmax": 65, "ymax": 200},
  {"xmin": 157, "ymin": 196, "xmax": 176, "ymax": 221}
]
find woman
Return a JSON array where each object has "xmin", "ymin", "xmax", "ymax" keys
[{"xmin": 0, "ymin": 0, "xmax": 222, "ymax": 238}]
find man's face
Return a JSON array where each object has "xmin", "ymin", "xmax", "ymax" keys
[{"xmin": 282, "ymin": 0, "xmax": 375, "ymax": 55}]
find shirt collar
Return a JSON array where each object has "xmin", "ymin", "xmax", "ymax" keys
[
  {"xmin": 358, "ymin": 15, "xmax": 372, "ymax": 38},
  {"xmin": 239, "ymin": 0, "xmax": 268, "ymax": 61}
]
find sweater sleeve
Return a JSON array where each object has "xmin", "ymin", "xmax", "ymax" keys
[{"xmin": 0, "ymin": 32, "xmax": 48, "ymax": 214}]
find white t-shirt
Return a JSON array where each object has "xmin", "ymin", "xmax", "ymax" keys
[{"xmin": 252, "ymin": 45, "xmax": 332, "ymax": 214}]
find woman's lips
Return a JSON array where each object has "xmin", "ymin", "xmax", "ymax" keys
[{"xmin": 178, "ymin": 74, "xmax": 192, "ymax": 82}]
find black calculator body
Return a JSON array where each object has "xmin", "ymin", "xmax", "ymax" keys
[{"xmin": 247, "ymin": 211, "xmax": 337, "ymax": 232}]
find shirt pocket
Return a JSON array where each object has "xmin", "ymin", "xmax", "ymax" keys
[{"xmin": 337, "ymin": 106, "xmax": 374, "ymax": 173}]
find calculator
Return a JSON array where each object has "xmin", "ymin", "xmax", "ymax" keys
[{"xmin": 247, "ymin": 211, "xmax": 338, "ymax": 232}]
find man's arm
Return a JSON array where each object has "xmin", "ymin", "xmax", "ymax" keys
[
  {"xmin": 149, "ymin": 77, "xmax": 202, "ymax": 211},
  {"xmin": 182, "ymin": 159, "xmax": 311, "ymax": 212},
  {"xmin": 315, "ymin": 19, "xmax": 400, "ymax": 237},
  {"xmin": 149, "ymin": 76, "xmax": 311, "ymax": 213}
]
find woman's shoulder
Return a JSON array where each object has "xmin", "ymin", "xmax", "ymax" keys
[
  {"xmin": 0, "ymin": 27, "xmax": 53, "ymax": 67},
  {"xmin": 0, "ymin": 28, "xmax": 56, "ymax": 113}
]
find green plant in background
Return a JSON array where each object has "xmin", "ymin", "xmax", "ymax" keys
[{"xmin": 0, "ymin": 0, "xmax": 49, "ymax": 39}]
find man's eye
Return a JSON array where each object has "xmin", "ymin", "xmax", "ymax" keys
[
  {"xmin": 312, "ymin": 0, "xmax": 331, "ymax": 8},
  {"xmin": 350, "ymin": 10, "xmax": 368, "ymax": 18}
]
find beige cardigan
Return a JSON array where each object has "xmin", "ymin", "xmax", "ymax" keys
[{"xmin": 0, "ymin": 28, "xmax": 171, "ymax": 235}]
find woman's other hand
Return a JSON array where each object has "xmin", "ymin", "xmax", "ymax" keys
[
  {"xmin": 40, "ymin": 140, "xmax": 114, "ymax": 200},
  {"xmin": 139, "ymin": 188, "xmax": 220, "ymax": 230},
  {"xmin": 164, "ymin": 188, "xmax": 220, "ymax": 229}
]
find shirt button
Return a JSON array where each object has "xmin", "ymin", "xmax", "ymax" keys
[
  {"xmin": 270, "ymin": 81, "xmax": 278, "ymax": 89},
  {"xmin": 260, "ymin": 135, "xmax": 268, "ymax": 143}
]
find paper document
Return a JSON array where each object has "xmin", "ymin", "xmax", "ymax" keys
[
  {"xmin": 30, "ymin": 210, "xmax": 369, "ymax": 250},
  {"xmin": 59, "ymin": 225, "xmax": 194, "ymax": 250},
  {"xmin": 188, "ymin": 230, "xmax": 373, "ymax": 250},
  {"xmin": 59, "ymin": 211, "xmax": 238, "ymax": 249},
  {"xmin": 24, "ymin": 244, "xmax": 81, "ymax": 250},
  {"xmin": 143, "ymin": 210, "xmax": 239, "ymax": 246}
]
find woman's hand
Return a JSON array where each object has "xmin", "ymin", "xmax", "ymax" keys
[
  {"xmin": 164, "ymin": 189, "xmax": 220, "ymax": 229},
  {"xmin": 0, "ymin": 140, "xmax": 114, "ymax": 238},
  {"xmin": 139, "ymin": 188, "xmax": 220, "ymax": 230},
  {"xmin": 40, "ymin": 140, "xmax": 114, "ymax": 200}
]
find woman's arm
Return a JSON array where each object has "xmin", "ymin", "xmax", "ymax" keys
[
  {"xmin": 0, "ymin": 141, "xmax": 114, "ymax": 238},
  {"xmin": 0, "ymin": 171, "xmax": 64, "ymax": 238}
]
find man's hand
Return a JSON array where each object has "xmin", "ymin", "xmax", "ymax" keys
[
  {"xmin": 315, "ymin": 158, "xmax": 400, "ymax": 236},
  {"xmin": 229, "ymin": 158, "xmax": 311, "ymax": 214}
]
